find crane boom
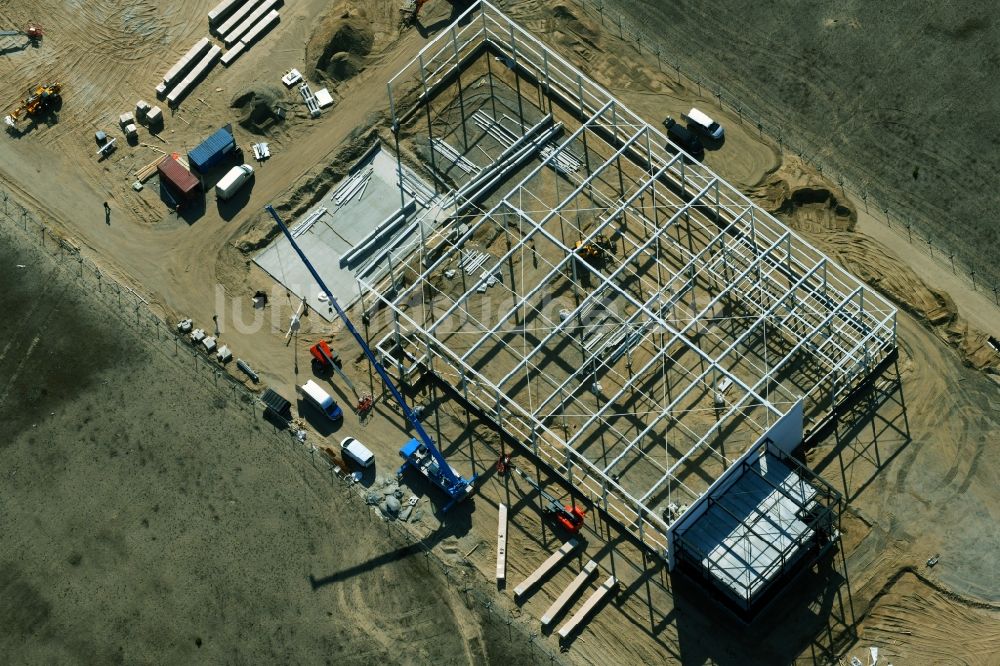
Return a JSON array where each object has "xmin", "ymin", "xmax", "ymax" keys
[{"xmin": 265, "ymin": 205, "xmax": 472, "ymax": 502}]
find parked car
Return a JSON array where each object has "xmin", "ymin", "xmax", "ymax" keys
[
  {"xmin": 300, "ymin": 379, "xmax": 343, "ymax": 421},
  {"xmin": 663, "ymin": 116, "xmax": 704, "ymax": 160},
  {"xmin": 341, "ymin": 436, "xmax": 375, "ymax": 468},
  {"xmin": 684, "ymin": 107, "xmax": 725, "ymax": 140},
  {"xmin": 216, "ymin": 164, "xmax": 254, "ymax": 200}
]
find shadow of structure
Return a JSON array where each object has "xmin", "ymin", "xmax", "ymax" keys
[
  {"xmin": 309, "ymin": 543, "xmax": 423, "ymax": 589},
  {"xmin": 301, "ymin": 351, "xmax": 905, "ymax": 659},
  {"xmin": 307, "ymin": 478, "xmax": 475, "ymax": 589},
  {"xmin": 807, "ymin": 358, "xmax": 911, "ymax": 503},
  {"xmin": 671, "ymin": 542, "xmax": 857, "ymax": 664},
  {"xmin": 0, "ymin": 43, "xmax": 30, "ymax": 56}
]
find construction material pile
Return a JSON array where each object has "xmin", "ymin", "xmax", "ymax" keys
[
  {"xmin": 306, "ymin": 2, "xmax": 374, "ymax": 83},
  {"xmin": 153, "ymin": 0, "xmax": 284, "ymax": 106},
  {"xmin": 230, "ymin": 85, "xmax": 286, "ymax": 134},
  {"xmin": 211, "ymin": 0, "xmax": 282, "ymax": 67}
]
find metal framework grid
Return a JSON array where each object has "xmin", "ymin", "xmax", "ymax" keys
[{"xmin": 362, "ymin": 2, "xmax": 897, "ymax": 558}]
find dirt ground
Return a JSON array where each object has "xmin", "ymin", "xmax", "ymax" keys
[
  {"xmin": 591, "ymin": 0, "xmax": 1000, "ymax": 291},
  {"xmin": 843, "ymin": 570, "xmax": 1000, "ymax": 666},
  {"xmin": 0, "ymin": 216, "xmax": 550, "ymax": 664},
  {"xmin": 1, "ymin": 0, "xmax": 999, "ymax": 664}
]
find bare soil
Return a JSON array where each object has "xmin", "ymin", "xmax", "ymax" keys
[
  {"xmin": 0, "ymin": 0, "xmax": 998, "ymax": 664},
  {"xmin": 594, "ymin": 0, "xmax": 1000, "ymax": 290},
  {"xmin": 0, "ymin": 215, "xmax": 547, "ymax": 665}
]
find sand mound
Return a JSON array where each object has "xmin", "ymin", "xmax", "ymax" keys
[
  {"xmin": 306, "ymin": 3, "xmax": 374, "ymax": 83},
  {"xmin": 750, "ymin": 156, "xmax": 856, "ymax": 233},
  {"xmin": 550, "ymin": 3, "xmax": 600, "ymax": 38},
  {"xmin": 230, "ymin": 85, "xmax": 287, "ymax": 135},
  {"xmin": 753, "ymin": 155, "xmax": 999, "ymax": 373}
]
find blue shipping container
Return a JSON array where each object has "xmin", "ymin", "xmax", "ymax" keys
[{"xmin": 188, "ymin": 124, "xmax": 236, "ymax": 172}]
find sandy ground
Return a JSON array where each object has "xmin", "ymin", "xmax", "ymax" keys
[
  {"xmin": 0, "ymin": 216, "xmax": 549, "ymax": 664},
  {"xmin": 1, "ymin": 0, "xmax": 999, "ymax": 664},
  {"xmin": 593, "ymin": 0, "xmax": 1000, "ymax": 290},
  {"xmin": 843, "ymin": 570, "xmax": 1000, "ymax": 666}
]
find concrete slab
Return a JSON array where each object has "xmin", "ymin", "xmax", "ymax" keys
[{"xmin": 254, "ymin": 146, "xmax": 438, "ymax": 320}]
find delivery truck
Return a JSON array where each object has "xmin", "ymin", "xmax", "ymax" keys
[
  {"xmin": 215, "ymin": 164, "xmax": 254, "ymax": 200},
  {"xmin": 300, "ymin": 379, "xmax": 343, "ymax": 422}
]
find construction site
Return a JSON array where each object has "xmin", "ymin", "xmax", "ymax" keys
[{"xmin": 1, "ymin": 0, "xmax": 999, "ymax": 664}]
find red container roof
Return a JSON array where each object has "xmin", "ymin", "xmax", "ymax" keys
[{"xmin": 157, "ymin": 156, "xmax": 199, "ymax": 196}]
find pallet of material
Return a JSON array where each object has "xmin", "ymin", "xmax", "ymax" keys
[
  {"xmin": 167, "ymin": 45, "xmax": 222, "ymax": 106},
  {"xmin": 221, "ymin": 42, "xmax": 245, "ymax": 67},
  {"xmin": 496, "ymin": 503, "xmax": 508, "ymax": 583},
  {"xmin": 215, "ymin": 0, "xmax": 264, "ymax": 37},
  {"xmin": 157, "ymin": 37, "xmax": 211, "ymax": 99},
  {"xmin": 223, "ymin": 0, "xmax": 280, "ymax": 47},
  {"xmin": 240, "ymin": 9, "xmax": 280, "ymax": 47},
  {"xmin": 208, "ymin": 0, "xmax": 246, "ymax": 27}
]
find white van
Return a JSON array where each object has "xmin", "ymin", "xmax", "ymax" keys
[
  {"xmin": 300, "ymin": 380, "xmax": 343, "ymax": 421},
  {"xmin": 341, "ymin": 436, "xmax": 375, "ymax": 468},
  {"xmin": 215, "ymin": 164, "xmax": 254, "ymax": 200},
  {"xmin": 685, "ymin": 107, "xmax": 724, "ymax": 140}
]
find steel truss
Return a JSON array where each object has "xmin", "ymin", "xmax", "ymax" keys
[{"xmin": 360, "ymin": 1, "xmax": 896, "ymax": 557}]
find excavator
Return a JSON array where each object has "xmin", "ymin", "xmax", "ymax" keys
[
  {"xmin": 574, "ymin": 234, "xmax": 615, "ymax": 269},
  {"xmin": 0, "ymin": 24, "xmax": 43, "ymax": 46},
  {"xmin": 4, "ymin": 82, "xmax": 62, "ymax": 128}
]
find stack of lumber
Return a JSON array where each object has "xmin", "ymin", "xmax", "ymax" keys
[
  {"xmin": 209, "ymin": 0, "xmax": 283, "ymax": 67},
  {"xmin": 136, "ymin": 156, "xmax": 167, "ymax": 183}
]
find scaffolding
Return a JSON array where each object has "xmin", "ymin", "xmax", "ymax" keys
[{"xmin": 359, "ymin": 1, "xmax": 897, "ymax": 562}]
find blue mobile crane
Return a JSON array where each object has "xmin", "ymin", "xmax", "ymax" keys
[{"xmin": 265, "ymin": 205, "xmax": 477, "ymax": 510}]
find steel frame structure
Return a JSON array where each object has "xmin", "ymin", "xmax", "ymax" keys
[{"xmin": 359, "ymin": 2, "xmax": 896, "ymax": 559}]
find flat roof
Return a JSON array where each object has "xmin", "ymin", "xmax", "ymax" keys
[{"xmin": 675, "ymin": 450, "xmax": 819, "ymax": 604}]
